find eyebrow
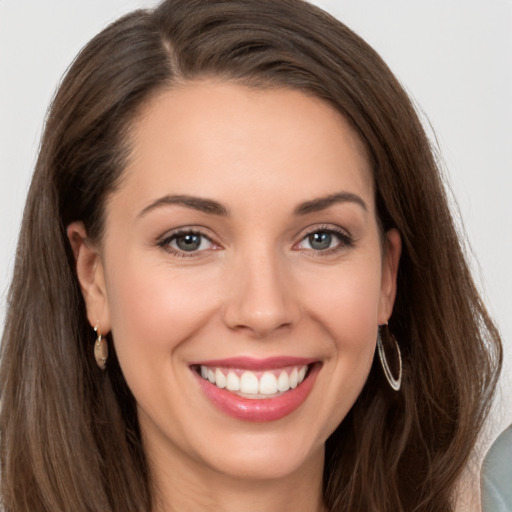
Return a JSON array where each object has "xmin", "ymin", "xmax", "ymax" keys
[
  {"xmin": 294, "ymin": 192, "xmax": 367, "ymax": 215},
  {"xmin": 138, "ymin": 191, "xmax": 366, "ymax": 219},
  {"xmin": 138, "ymin": 195, "xmax": 229, "ymax": 218}
]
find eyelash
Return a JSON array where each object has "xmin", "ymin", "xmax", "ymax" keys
[
  {"xmin": 158, "ymin": 229, "xmax": 218, "ymax": 258},
  {"xmin": 295, "ymin": 225, "xmax": 354, "ymax": 255},
  {"xmin": 157, "ymin": 225, "xmax": 354, "ymax": 258}
]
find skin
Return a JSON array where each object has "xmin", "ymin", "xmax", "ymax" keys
[{"xmin": 69, "ymin": 81, "xmax": 401, "ymax": 512}]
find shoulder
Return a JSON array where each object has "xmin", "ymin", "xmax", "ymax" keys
[{"xmin": 481, "ymin": 426, "xmax": 512, "ymax": 512}]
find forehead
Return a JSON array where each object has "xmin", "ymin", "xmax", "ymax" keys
[{"xmin": 116, "ymin": 80, "xmax": 374, "ymax": 214}]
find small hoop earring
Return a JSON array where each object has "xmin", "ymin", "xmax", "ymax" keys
[
  {"xmin": 94, "ymin": 326, "xmax": 108, "ymax": 370},
  {"xmin": 377, "ymin": 324, "xmax": 402, "ymax": 391}
]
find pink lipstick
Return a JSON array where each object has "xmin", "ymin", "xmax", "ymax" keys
[{"xmin": 191, "ymin": 357, "xmax": 320, "ymax": 422}]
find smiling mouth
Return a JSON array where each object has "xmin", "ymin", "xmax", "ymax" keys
[
  {"xmin": 190, "ymin": 357, "xmax": 320, "ymax": 421},
  {"xmin": 196, "ymin": 364, "xmax": 310, "ymax": 398}
]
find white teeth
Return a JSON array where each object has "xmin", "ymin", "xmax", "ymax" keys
[
  {"xmin": 277, "ymin": 371, "xmax": 290, "ymax": 392},
  {"xmin": 289, "ymin": 368, "xmax": 298, "ymax": 389},
  {"xmin": 215, "ymin": 368, "xmax": 226, "ymax": 389},
  {"xmin": 226, "ymin": 371, "xmax": 240, "ymax": 391},
  {"xmin": 240, "ymin": 371, "xmax": 259, "ymax": 394},
  {"xmin": 259, "ymin": 372, "xmax": 278, "ymax": 395},
  {"xmin": 199, "ymin": 364, "xmax": 309, "ymax": 396}
]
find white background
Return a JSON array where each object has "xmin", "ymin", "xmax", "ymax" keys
[{"xmin": 1, "ymin": 1, "xmax": 511, "ymax": 444}]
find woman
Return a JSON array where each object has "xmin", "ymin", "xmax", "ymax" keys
[{"xmin": 0, "ymin": 0, "xmax": 502, "ymax": 511}]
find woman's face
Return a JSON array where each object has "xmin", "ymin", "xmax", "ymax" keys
[{"xmin": 74, "ymin": 81, "xmax": 400, "ymax": 484}]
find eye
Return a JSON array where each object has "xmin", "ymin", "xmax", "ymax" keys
[
  {"xmin": 159, "ymin": 230, "xmax": 215, "ymax": 255},
  {"xmin": 305, "ymin": 231, "xmax": 335, "ymax": 251},
  {"xmin": 296, "ymin": 228, "xmax": 353, "ymax": 252}
]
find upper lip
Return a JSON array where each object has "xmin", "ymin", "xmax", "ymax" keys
[{"xmin": 189, "ymin": 356, "xmax": 319, "ymax": 371}]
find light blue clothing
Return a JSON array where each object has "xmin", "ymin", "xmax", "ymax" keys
[{"xmin": 481, "ymin": 426, "xmax": 512, "ymax": 512}]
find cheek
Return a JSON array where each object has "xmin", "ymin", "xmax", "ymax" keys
[
  {"xmin": 303, "ymin": 256, "xmax": 383, "ymax": 340},
  {"xmin": 301, "ymin": 255, "xmax": 382, "ymax": 398},
  {"xmin": 307, "ymin": 261, "xmax": 382, "ymax": 426},
  {"xmin": 103, "ymin": 252, "xmax": 219, "ymax": 367}
]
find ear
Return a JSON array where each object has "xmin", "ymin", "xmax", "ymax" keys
[
  {"xmin": 67, "ymin": 221, "xmax": 111, "ymax": 333},
  {"xmin": 378, "ymin": 228, "xmax": 402, "ymax": 324}
]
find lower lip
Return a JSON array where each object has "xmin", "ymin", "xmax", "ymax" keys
[{"xmin": 194, "ymin": 364, "xmax": 320, "ymax": 422}]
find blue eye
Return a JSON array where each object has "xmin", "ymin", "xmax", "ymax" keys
[
  {"xmin": 175, "ymin": 233, "xmax": 205, "ymax": 251},
  {"xmin": 297, "ymin": 228, "xmax": 352, "ymax": 252},
  {"xmin": 307, "ymin": 232, "xmax": 334, "ymax": 250},
  {"xmin": 161, "ymin": 231, "xmax": 214, "ymax": 254}
]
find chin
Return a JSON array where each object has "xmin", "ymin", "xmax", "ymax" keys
[{"xmin": 195, "ymin": 426, "xmax": 326, "ymax": 482}]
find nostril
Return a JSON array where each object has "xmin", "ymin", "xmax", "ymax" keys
[{"xmin": 225, "ymin": 310, "xmax": 295, "ymax": 337}]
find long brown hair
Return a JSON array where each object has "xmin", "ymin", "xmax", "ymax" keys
[{"xmin": 0, "ymin": 1, "xmax": 502, "ymax": 510}]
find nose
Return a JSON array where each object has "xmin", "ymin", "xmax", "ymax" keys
[{"xmin": 222, "ymin": 248, "xmax": 300, "ymax": 338}]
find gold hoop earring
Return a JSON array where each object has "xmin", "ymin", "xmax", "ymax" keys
[
  {"xmin": 94, "ymin": 326, "xmax": 108, "ymax": 370},
  {"xmin": 377, "ymin": 324, "xmax": 402, "ymax": 391}
]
